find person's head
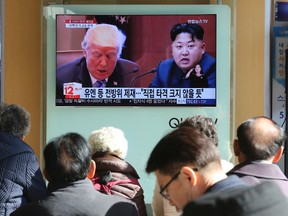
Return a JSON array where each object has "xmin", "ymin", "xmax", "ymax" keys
[
  {"xmin": 234, "ymin": 116, "xmax": 286, "ymax": 163},
  {"xmin": 170, "ymin": 23, "xmax": 206, "ymax": 73},
  {"xmin": 44, "ymin": 132, "xmax": 95, "ymax": 184},
  {"xmin": 179, "ymin": 115, "xmax": 233, "ymax": 172},
  {"xmin": 0, "ymin": 102, "xmax": 30, "ymax": 139},
  {"xmin": 146, "ymin": 126, "xmax": 222, "ymax": 211},
  {"xmin": 81, "ymin": 24, "xmax": 126, "ymax": 80},
  {"xmin": 194, "ymin": 64, "xmax": 203, "ymax": 74},
  {"xmin": 179, "ymin": 115, "xmax": 218, "ymax": 146},
  {"xmin": 88, "ymin": 126, "xmax": 128, "ymax": 159}
]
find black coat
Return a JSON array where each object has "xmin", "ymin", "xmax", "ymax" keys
[{"xmin": 183, "ymin": 181, "xmax": 288, "ymax": 216}]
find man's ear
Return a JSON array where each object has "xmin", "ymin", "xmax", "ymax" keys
[
  {"xmin": 180, "ymin": 166, "xmax": 197, "ymax": 186},
  {"xmin": 83, "ymin": 50, "xmax": 87, "ymax": 59},
  {"xmin": 233, "ymin": 139, "xmax": 240, "ymax": 156},
  {"xmin": 201, "ymin": 42, "xmax": 206, "ymax": 54},
  {"xmin": 273, "ymin": 146, "xmax": 284, "ymax": 163},
  {"xmin": 171, "ymin": 44, "xmax": 174, "ymax": 56},
  {"xmin": 87, "ymin": 160, "xmax": 96, "ymax": 179},
  {"xmin": 43, "ymin": 168, "xmax": 50, "ymax": 182}
]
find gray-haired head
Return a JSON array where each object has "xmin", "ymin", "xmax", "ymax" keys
[
  {"xmin": 0, "ymin": 103, "xmax": 30, "ymax": 138},
  {"xmin": 88, "ymin": 126, "xmax": 128, "ymax": 159}
]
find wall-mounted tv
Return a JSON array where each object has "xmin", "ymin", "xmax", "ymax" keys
[
  {"xmin": 45, "ymin": 4, "xmax": 230, "ymax": 203},
  {"xmin": 55, "ymin": 12, "xmax": 217, "ymax": 106}
]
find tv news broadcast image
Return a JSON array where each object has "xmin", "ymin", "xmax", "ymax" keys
[{"xmin": 56, "ymin": 14, "xmax": 217, "ymax": 107}]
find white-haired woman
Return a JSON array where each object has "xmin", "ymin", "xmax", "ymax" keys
[{"xmin": 88, "ymin": 127, "xmax": 147, "ymax": 216}]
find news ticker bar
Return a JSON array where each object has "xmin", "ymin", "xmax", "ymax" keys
[
  {"xmin": 63, "ymin": 87, "xmax": 216, "ymax": 100},
  {"xmin": 58, "ymin": 86, "xmax": 216, "ymax": 106},
  {"xmin": 56, "ymin": 98, "xmax": 216, "ymax": 106}
]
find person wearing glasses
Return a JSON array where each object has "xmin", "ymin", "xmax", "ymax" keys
[
  {"xmin": 151, "ymin": 115, "xmax": 234, "ymax": 216},
  {"xmin": 227, "ymin": 116, "xmax": 288, "ymax": 197},
  {"xmin": 146, "ymin": 126, "xmax": 246, "ymax": 213}
]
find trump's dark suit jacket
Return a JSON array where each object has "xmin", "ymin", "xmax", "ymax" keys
[{"xmin": 56, "ymin": 57, "xmax": 138, "ymax": 99}]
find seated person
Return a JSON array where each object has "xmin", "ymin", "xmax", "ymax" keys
[
  {"xmin": 149, "ymin": 23, "xmax": 215, "ymax": 88},
  {"xmin": 11, "ymin": 132, "xmax": 139, "ymax": 216},
  {"xmin": 151, "ymin": 115, "xmax": 233, "ymax": 216},
  {"xmin": 0, "ymin": 102, "xmax": 46, "ymax": 215},
  {"xmin": 88, "ymin": 127, "xmax": 147, "ymax": 216},
  {"xmin": 146, "ymin": 126, "xmax": 246, "ymax": 213},
  {"xmin": 56, "ymin": 23, "xmax": 139, "ymax": 98},
  {"xmin": 227, "ymin": 116, "xmax": 288, "ymax": 197}
]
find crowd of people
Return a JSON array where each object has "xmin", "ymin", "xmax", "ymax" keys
[
  {"xmin": 3, "ymin": 19, "xmax": 288, "ymax": 216},
  {"xmin": 1, "ymin": 101, "xmax": 288, "ymax": 216}
]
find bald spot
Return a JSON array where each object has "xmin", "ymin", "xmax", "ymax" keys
[{"xmin": 250, "ymin": 117, "xmax": 279, "ymax": 148}]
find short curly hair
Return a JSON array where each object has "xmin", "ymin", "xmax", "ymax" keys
[
  {"xmin": 0, "ymin": 103, "xmax": 30, "ymax": 138},
  {"xmin": 179, "ymin": 115, "xmax": 218, "ymax": 146},
  {"xmin": 88, "ymin": 127, "xmax": 128, "ymax": 159}
]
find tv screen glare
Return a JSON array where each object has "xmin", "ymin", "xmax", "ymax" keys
[{"xmin": 56, "ymin": 14, "xmax": 217, "ymax": 107}]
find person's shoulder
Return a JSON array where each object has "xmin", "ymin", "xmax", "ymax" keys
[
  {"xmin": 96, "ymin": 189, "xmax": 130, "ymax": 202},
  {"xmin": 11, "ymin": 202, "xmax": 45, "ymax": 216},
  {"xmin": 95, "ymin": 192, "xmax": 139, "ymax": 216},
  {"xmin": 157, "ymin": 58, "xmax": 175, "ymax": 72},
  {"xmin": 202, "ymin": 52, "xmax": 215, "ymax": 61},
  {"xmin": 0, "ymin": 132, "xmax": 34, "ymax": 158},
  {"xmin": 57, "ymin": 57, "xmax": 85, "ymax": 73},
  {"xmin": 117, "ymin": 58, "xmax": 138, "ymax": 68},
  {"xmin": 200, "ymin": 53, "xmax": 216, "ymax": 70},
  {"xmin": 159, "ymin": 58, "xmax": 174, "ymax": 66},
  {"xmin": 56, "ymin": 57, "xmax": 87, "ymax": 84},
  {"xmin": 207, "ymin": 174, "xmax": 247, "ymax": 194},
  {"xmin": 227, "ymin": 161, "xmax": 262, "ymax": 174},
  {"xmin": 183, "ymin": 181, "xmax": 288, "ymax": 216}
]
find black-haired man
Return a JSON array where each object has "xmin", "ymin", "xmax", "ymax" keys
[{"xmin": 12, "ymin": 132, "xmax": 139, "ymax": 216}]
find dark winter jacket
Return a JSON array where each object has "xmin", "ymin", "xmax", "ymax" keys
[{"xmin": 0, "ymin": 132, "xmax": 47, "ymax": 215}]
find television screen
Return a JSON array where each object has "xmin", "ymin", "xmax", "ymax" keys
[
  {"xmin": 46, "ymin": 4, "xmax": 230, "ymax": 204},
  {"xmin": 56, "ymin": 14, "xmax": 217, "ymax": 106}
]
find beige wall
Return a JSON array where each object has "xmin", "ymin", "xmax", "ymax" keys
[
  {"xmin": 235, "ymin": 0, "xmax": 265, "ymax": 126},
  {"xmin": 4, "ymin": 0, "xmax": 42, "ymax": 160},
  {"xmin": 3, "ymin": 0, "xmax": 266, "ymax": 161}
]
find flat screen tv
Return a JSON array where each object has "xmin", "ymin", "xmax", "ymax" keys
[
  {"xmin": 54, "ymin": 9, "xmax": 218, "ymax": 107},
  {"xmin": 45, "ymin": 4, "xmax": 230, "ymax": 203}
]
